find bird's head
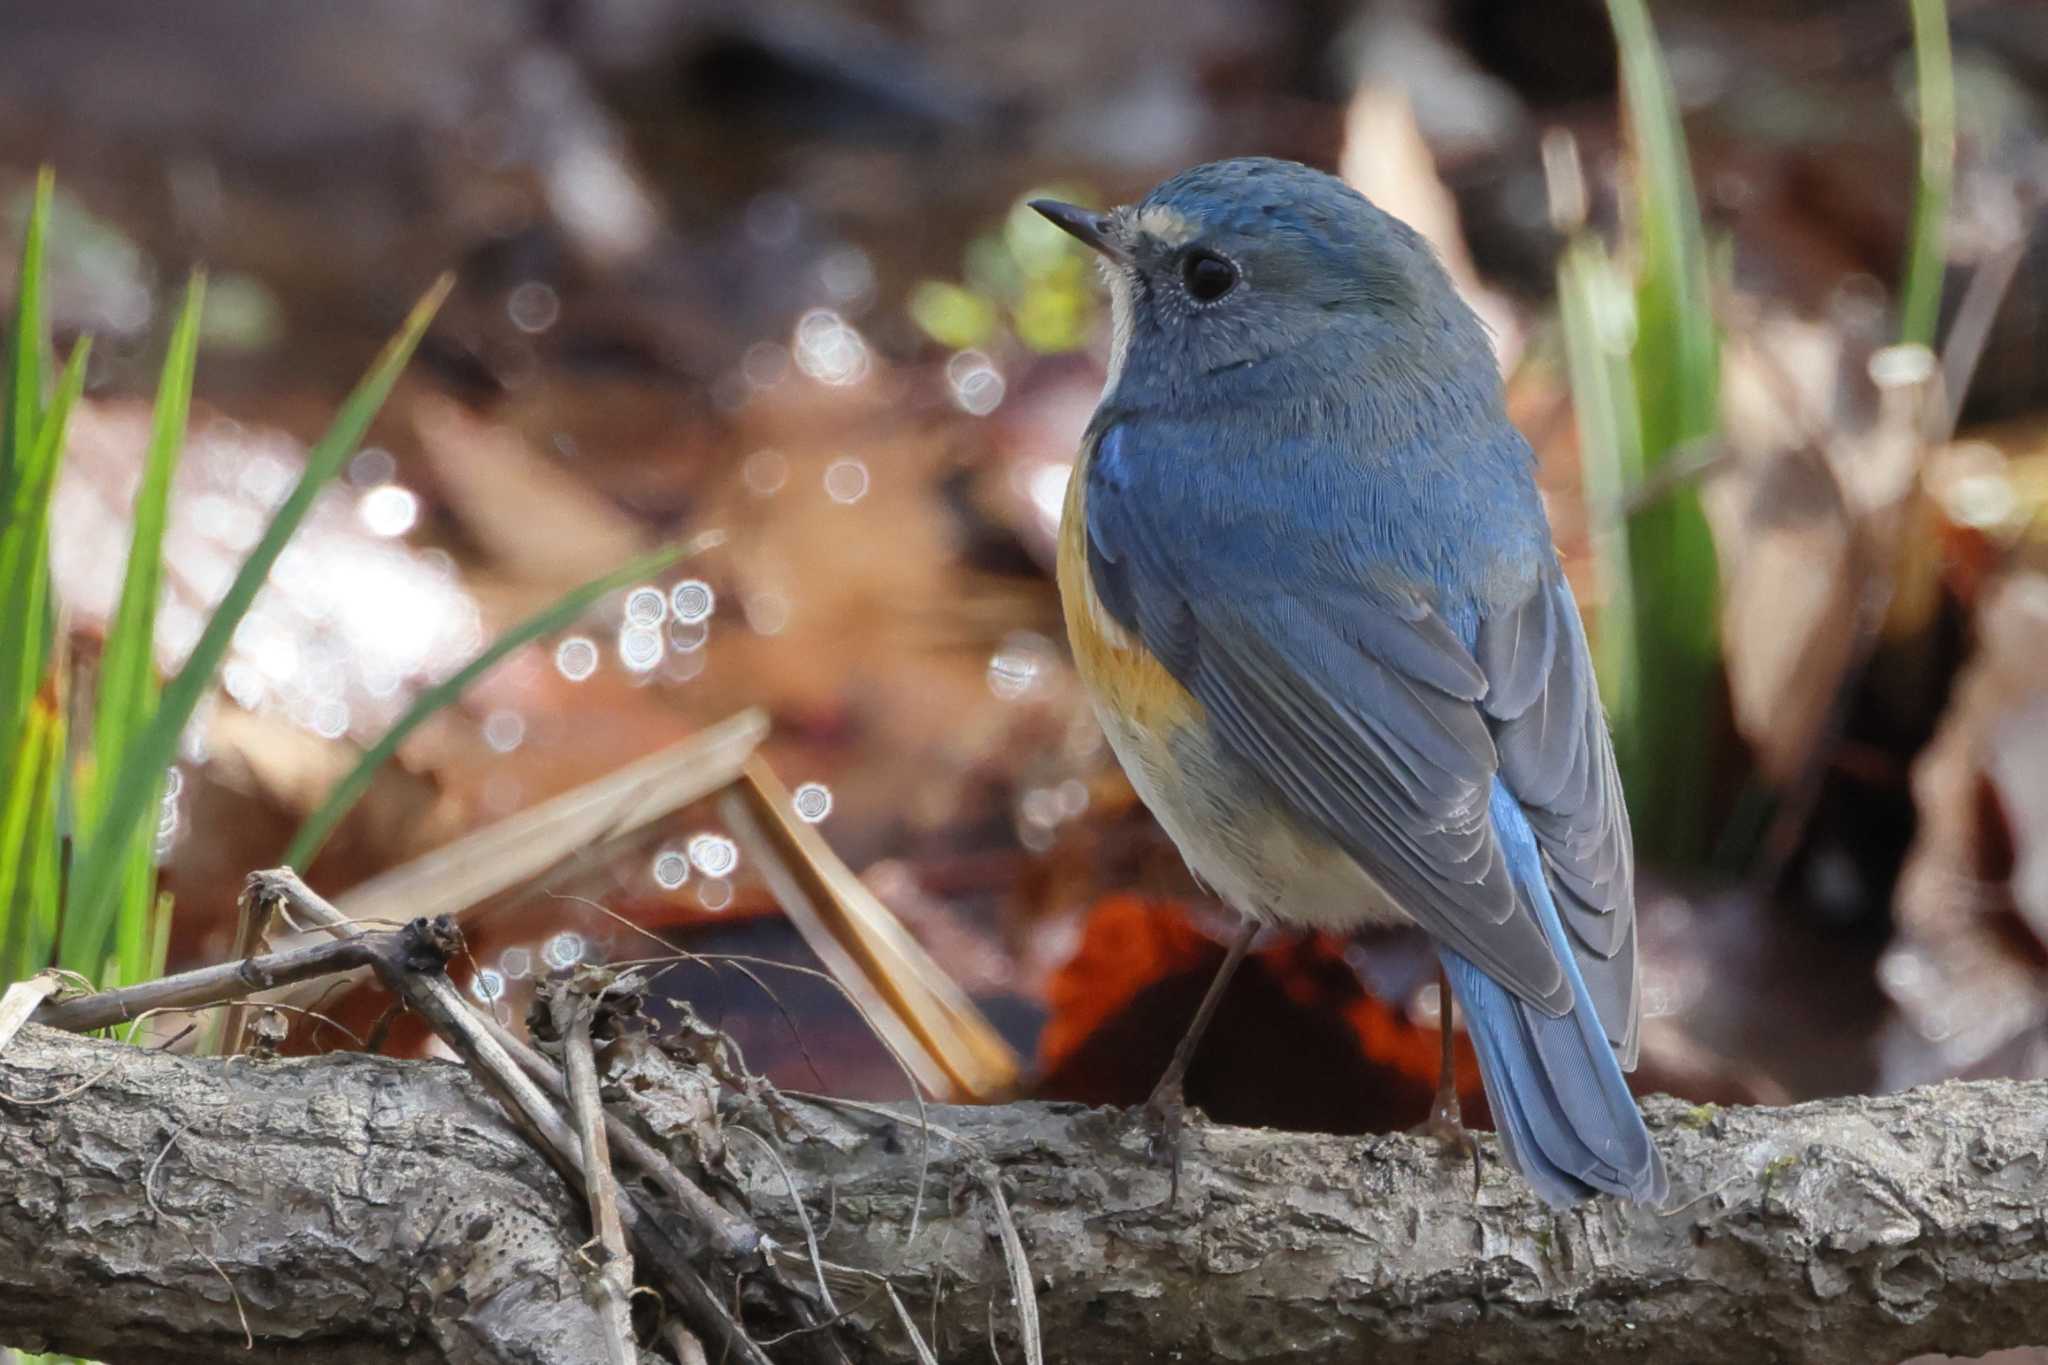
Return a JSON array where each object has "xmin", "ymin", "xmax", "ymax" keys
[{"xmin": 1033, "ymin": 157, "xmax": 1492, "ymax": 414}]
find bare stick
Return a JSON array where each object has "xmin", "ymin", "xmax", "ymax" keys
[
  {"xmin": 215, "ymin": 874, "xmax": 280, "ymax": 1056},
  {"xmin": 246, "ymin": 869, "xmax": 781, "ymax": 1365},
  {"xmin": 553, "ymin": 986, "xmax": 638, "ymax": 1365},
  {"xmin": 32, "ymin": 934, "xmax": 378, "ymax": 1033},
  {"xmin": 478, "ymin": 1007, "xmax": 762, "ymax": 1259},
  {"xmin": 254, "ymin": 866, "xmax": 761, "ymax": 1252},
  {"xmin": 664, "ymin": 1318, "xmax": 710, "ymax": 1365}
]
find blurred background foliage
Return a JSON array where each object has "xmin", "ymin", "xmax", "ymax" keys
[{"xmin": 4, "ymin": 9, "xmax": 2048, "ymax": 1339}]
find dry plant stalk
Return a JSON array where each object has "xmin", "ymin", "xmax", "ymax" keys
[
  {"xmin": 250, "ymin": 708, "xmax": 1019, "ymax": 1109},
  {"xmin": 262, "ymin": 708, "xmax": 772, "ymax": 1012},
  {"xmin": 0, "ymin": 972, "xmax": 63, "ymax": 1052},
  {"xmin": 720, "ymin": 757, "xmax": 1018, "ymax": 1099},
  {"xmin": 552, "ymin": 985, "xmax": 638, "ymax": 1365}
]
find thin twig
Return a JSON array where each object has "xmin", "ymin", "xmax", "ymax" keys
[
  {"xmin": 567, "ymin": 895, "xmax": 939, "ymax": 1255},
  {"xmin": 928, "ymin": 1224, "xmax": 954, "ymax": 1352},
  {"xmin": 664, "ymin": 1318, "xmax": 711, "ymax": 1365},
  {"xmin": 888, "ymin": 1280, "xmax": 943, "ymax": 1365},
  {"xmin": 555, "ymin": 987, "xmax": 639, "ymax": 1365},
  {"xmin": 240, "ymin": 869, "xmax": 780, "ymax": 1365},
  {"xmin": 688, "ymin": 954, "xmax": 937, "ymax": 1251},
  {"xmin": 550, "ymin": 889, "xmax": 832, "ymax": 1095},
  {"xmin": 978, "ymin": 1162, "xmax": 1043, "ymax": 1365},
  {"xmin": 32, "ymin": 933, "xmax": 379, "ymax": 1033},
  {"xmin": 216, "ymin": 874, "xmax": 280, "ymax": 1057},
  {"xmin": 1755, "ymin": 349, "xmax": 1943, "ymax": 884},
  {"xmin": 119, "ymin": 999, "xmax": 366, "ymax": 1051},
  {"xmin": 1619, "ymin": 435, "xmax": 1733, "ymax": 516},
  {"xmin": 476, "ymin": 1006, "xmax": 763, "ymax": 1260},
  {"xmin": 783, "ymin": 1094, "xmax": 1041, "ymax": 1365},
  {"xmin": 1941, "ymin": 231, "xmax": 2030, "ymax": 435},
  {"xmin": 732, "ymin": 1124, "xmax": 838, "ymax": 1315}
]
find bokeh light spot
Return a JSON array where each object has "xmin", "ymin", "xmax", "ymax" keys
[
  {"xmin": 793, "ymin": 782, "xmax": 833, "ymax": 823},
  {"xmin": 555, "ymin": 637, "xmax": 599, "ymax": 682}
]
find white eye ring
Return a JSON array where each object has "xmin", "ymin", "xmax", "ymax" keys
[{"xmin": 1181, "ymin": 249, "xmax": 1240, "ymax": 304}]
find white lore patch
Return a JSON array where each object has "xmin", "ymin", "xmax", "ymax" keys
[{"xmin": 1100, "ymin": 259, "xmax": 1134, "ymax": 400}]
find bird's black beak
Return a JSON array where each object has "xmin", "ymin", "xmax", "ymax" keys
[{"xmin": 1029, "ymin": 199, "xmax": 1127, "ymax": 265}]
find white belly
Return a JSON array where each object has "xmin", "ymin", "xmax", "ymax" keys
[{"xmin": 1094, "ymin": 701, "xmax": 1412, "ymax": 932}]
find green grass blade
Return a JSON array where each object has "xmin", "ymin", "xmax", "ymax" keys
[
  {"xmin": 1, "ymin": 169, "xmax": 57, "ymax": 757},
  {"xmin": 1599, "ymin": 0, "xmax": 1725, "ymax": 866},
  {"xmin": 1899, "ymin": 0, "xmax": 1954, "ymax": 348},
  {"xmin": 1555, "ymin": 236, "xmax": 1644, "ymax": 733},
  {"xmin": 6, "ymin": 332, "xmax": 88, "ymax": 523},
  {"xmin": 94, "ymin": 274, "xmax": 203, "ymax": 779},
  {"xmin": 1619, "ymin": 471, "xmax": 1722, "ymax": 865},
  {"xmin": 3, "ymin": 167, "xmax": 52, "ymax": 499},
  {"xmin": 283, "ymin": 534, "xmax": 720, "ymax": 869},
  {"xmin": 1608, "ymin": 0, "xmax": 1718, "ymax": 458},
  {"xmin": 71, "ymin": 275, "xmax": 203, "ymax": 986},
  {"xmin": 0, "ymin": 339, "xmax": 89, "ymax": 760},
  {"xmin": 0, "ymin": 696, "xmax": 64, "ymax": 984},
  {"xmin": 66, "ymin": 275, "xmax": 453, "ymax": 935}
]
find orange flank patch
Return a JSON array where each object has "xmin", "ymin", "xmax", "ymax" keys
[{"xmin": 1054, "ymin": 447, "xmax": 1201, "ymax": 733}]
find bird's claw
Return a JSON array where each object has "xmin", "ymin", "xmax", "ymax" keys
[
  {"xmin": 1136, "ymin": 1080, "xmax": 1188, "ymax": 1206},
  {"xmin": 1408, "ymin": 1091, "xmax": 1483, "ymax": 1199}
]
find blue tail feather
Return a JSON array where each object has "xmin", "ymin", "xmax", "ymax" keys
[{"xmin": 1441, "ymin": 785, "xmax": 1667, "ymax": 1207}]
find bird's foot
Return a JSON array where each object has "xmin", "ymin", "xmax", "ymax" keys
[
  {"xmin": 1135, "ymin": 1078, "xmax": 1189, "ymax": 1206},
  {"xmin": 1408, "ymin": 1086, "xmax": 1483, "ymax": 1199}
]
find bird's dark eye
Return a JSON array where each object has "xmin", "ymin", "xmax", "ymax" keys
[{"xmin": 1181, "ymin": 250, "xmax": 1238, "ymax": 303}]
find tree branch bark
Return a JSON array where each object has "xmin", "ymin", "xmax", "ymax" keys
[
  {"xmin": 0, "ymin": 1022, "xmax": 619, "ymax": 1364},
  {"xmin": 4, "ymin": 1021, "xmax": 2046, "ymax": 1364}
]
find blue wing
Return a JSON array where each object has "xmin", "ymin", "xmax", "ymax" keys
[
  {"xmin": 1474, "ymin": 563, "xmax": 1642, "ymax": 1061},
  {"xmin": 1084, "ymin": 416, "xmax": 1638, "ymax": 1044}
]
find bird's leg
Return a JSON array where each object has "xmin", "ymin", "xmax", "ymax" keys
[
  {"xmin": 1141, "ymin": 916, "xmax": 1260, "ymax": 1200},
  {"xmin": 1409, "ymin": 965, "xmax": 1482, "ymax": 1194}
]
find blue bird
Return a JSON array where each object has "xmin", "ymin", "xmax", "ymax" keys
[{"xmin": 1032, "ymin": 158, "xmax": 1667, "ymax": 1207}]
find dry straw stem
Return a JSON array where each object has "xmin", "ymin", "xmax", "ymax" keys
[
  {"xmin": 261, "ymin": 708, "xmax": 771, "ymax": 1011},
  {"xmin": 0, "ymin": 971, "xmax": 61, "ymax": 1051},
  {"xmin": 720, "ymin": 758, "xmax": 1018, "ymax": 1099}
]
